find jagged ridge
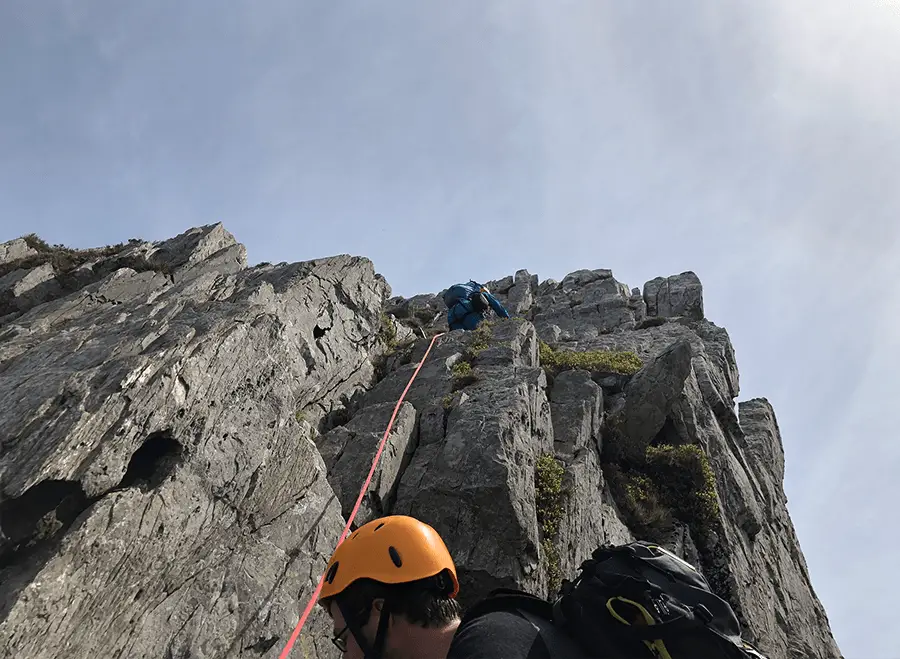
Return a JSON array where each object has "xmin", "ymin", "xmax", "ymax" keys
[{"xmin": 0, "ymin": 227, "xmax": 840, "ymax": 659}]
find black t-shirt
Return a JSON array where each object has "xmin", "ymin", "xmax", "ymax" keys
[{"xmin": 447, "ymin": 609, "xmax": 552, "ymax": 659}]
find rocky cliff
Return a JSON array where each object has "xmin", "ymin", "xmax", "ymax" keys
[{"xmin": 0, "ymin": 225, "xmax": 841, "ymax": 659}]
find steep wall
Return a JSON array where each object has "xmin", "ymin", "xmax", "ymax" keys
[{"xmin": 0, "ymin": 227, "xmax": 840, "ymax": 658}]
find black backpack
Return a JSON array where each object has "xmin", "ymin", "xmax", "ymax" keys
[{"xmin": 461, "ymin": 541, "xmax": 769, "ymax": 659}]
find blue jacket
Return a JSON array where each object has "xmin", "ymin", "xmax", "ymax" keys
[{"xmin": 447, "ymin": 288, "xmax": 510, "ymax": 331}]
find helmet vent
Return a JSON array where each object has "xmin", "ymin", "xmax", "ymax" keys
[
  {"xmin": 325, "ymin": 562, "xmax": 339, "ymax": 584},
  {"xmin": 374, "ymin": 523, "xmax": 385, "ymax": 531},
  {"xmin": 388, "ymin": 546, "xmax": 402, "ymax": 567}
]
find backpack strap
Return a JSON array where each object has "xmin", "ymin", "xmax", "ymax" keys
[
  {"xmin": 461, "ymin": 589, "xmax": 589, "ymax": 659},
  {"xmin": 460, "ymin": 588, "xmax": 553, "ymax": 626},
  {"xmin": 517, "ymin": 609, "xmax": 589, "ymax": 658}
]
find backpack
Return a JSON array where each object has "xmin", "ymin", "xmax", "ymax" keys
[
  {"xmin": 443, "ymin": 281, "xmax": 490, "ymax": 313},
  {"xmin": 461, "ymin": 541, "xmax": 769, "ymax": 659}
]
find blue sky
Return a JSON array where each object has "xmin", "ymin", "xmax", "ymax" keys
[{"xmin": 2, "ymin": 2, "xmax": 898, "ymax": 656}]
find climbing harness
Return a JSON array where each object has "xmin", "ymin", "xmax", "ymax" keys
[{"xmin": 278, "ymin": 332, "xmax": 445, "ymax": 658}]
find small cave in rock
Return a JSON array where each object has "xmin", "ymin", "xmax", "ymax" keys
[
  {"xmin": 313, "ymin": 324, "xmax": 327, "ymax": 339},
  {"xmin": 117, "ymin": 431, "xmax": 183, "ymax": 491},
  {"xmin": 650, "ymin": 417, "xmax": 685, "ymax": 448},
  {"xmin": 245, "ymin": 636, "xmax": 279, "ymax": 654},
  {"xmin": 0, "ymin": 479, "xmax": 91, "ymax": 569}
]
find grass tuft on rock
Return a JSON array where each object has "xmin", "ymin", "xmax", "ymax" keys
[
  {"xmin": 535, "ymin": 454, "xmax": 566, "ymax": 594},
  {"xmin": 450, "ymin": 360, "xmax": 479, "ymax": 391},
  {"xmin": 604, "ymin": 443, "xmax": 720, "ymax": 546},
  {"xmin": 1, "ymin": 234, "xmax": 142, "ymax": 280},
  {"xmin": 539, "ymin": 341, "xmax": 643, "ymax": 376}
]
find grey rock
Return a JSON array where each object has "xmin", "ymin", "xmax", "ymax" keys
[
  {"xmin": 738, "ymin": 398, "xmax": 786, "ymax": 511},
  {"xmin": 0, "ymin": 238, "xmax": 38, "ymax": 265},
  {"xmin": 606, "ymin": 339, "xmax": 694, "ymax": 461},
  {"xmin": 316, "ymin": 401, "xmax": 418, "ymax": 526},
  {"xmin": 561, "ymin": 269, "xmax": 612, "ymax": 289},
  {"xmin": 711, "ymin": 399, "xmax": 841, "ymax": 659},
  {"xmin": 644, "ymin": 271, "xmax": 704, "ymax": 320},
  {"xmin": 0, "ymin": 224, "xmax": 247, "ymax": 325},
  {"xmin": 548, "ymin": 370, "xmax": 632, "ymax": 587},
  {"xmin": 530, "ymin": 269, "xmax": 643, "ymax": 340},
  {"xmin": 0, "ymin": 244, "xmax": 388, "ymax": 658},
  {"xmin": 0, "ymin": 228, "xmax": 841, "ymax": 659},
  {"xmin": 384, "ymin": 320, "xmax": 554, "ymax": 606},
  {"xmin": 486, "ymin": 275, "xmax": 515, "ymax": 294},
  {"xmin": 0, "ymin": 263, "xmax": 62, "ymax": 314},
  {"xmin": 505, "ymin": 269, "xmax": 537, "ymax": 315},
  {"xmin": 549, "ymin": 370, "xmax": 603, "ymax": 460}
]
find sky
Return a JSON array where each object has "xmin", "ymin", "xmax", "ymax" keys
[{"xmin": 1, "ymin": 1, "xmax": 898, "ymax": 656}]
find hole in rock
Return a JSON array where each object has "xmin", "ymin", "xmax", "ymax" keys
[
  {"xmin": 118, "ymin": 431, "xmax": 183, "ymax": 491},
  {"xmin": 650, "ymin": 417, "xmax": 685, "ymax": 448},
  {"xmin": 0, "ymin": 479, "xmax": 90, "ymax": 568},
  {"xmin": 313, "ymin": 325, "xmax": 327, "ymax": 339},
  {"xmin": 245, "ymin": 636, "xmax": 279, "ymax": 654}
]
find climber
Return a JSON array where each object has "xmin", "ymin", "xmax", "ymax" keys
[
  {"xmin": 316, "ymin": 514, "xmax": 770, "ymax": 659},
  {"xmin": 317, "ymin": 514, "xmax": 563, "ymax": 659},
  {"xmin": 317, "ymin": 515, "xmax": 463, "ymax": 659},
  {"xmin": 443, "ymin": 280, "xmax": 510, "ymax": 331}
]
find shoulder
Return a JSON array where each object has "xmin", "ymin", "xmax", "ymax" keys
[{"xmin": 447, "ymin": 609, "xmax": 550, "ymax": 659}]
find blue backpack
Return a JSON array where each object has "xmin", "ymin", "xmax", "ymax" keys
[{"xmin": 443, "ymin": 281, "xmax": 489, "ymax": 313}]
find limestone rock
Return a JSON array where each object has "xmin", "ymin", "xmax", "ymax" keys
[
  {"xmin": 715, "ymin": 399, "xmax": 842, "ymax": 659},
  {"xmin": 606, "ymin": 338, "xmax": 694, "ymax": 462},
  {"xmin": 0, "ymin": 239, "xmax": 388, "ymax": 658},
  {"xmin": 316, "ymin": 401, "xmax": 418, "ymax": 526},
  {"xmin": 548, "ymin": 370, "xmax": 632, "ymax": 586},
  {"xmin": 0, "ymin": 231, "xmax": 842, "ymax": 659},
  {"xmin": 0, "ymin": 238, "xmax": 38, "ymax": 266},
  {"xmin": 0, "ymin": 262, "xmax": 61, "ymax": 317},
  {"xmin": 644, "ymin": 271, "xmax": 704, "ymax": 320}
]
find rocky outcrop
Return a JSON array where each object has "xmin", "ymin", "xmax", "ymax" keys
[
  {"xmin": 0, "ymin": 226, "xmax": 841, "ymax": 659},
  {"xmin": 0, "ymin": 225, "xmax": 388, "ymax": 659}
]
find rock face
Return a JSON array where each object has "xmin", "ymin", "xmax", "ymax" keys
[{"xmin": 0, "ymin": 226, "xmax": 841, "ymax": 659}]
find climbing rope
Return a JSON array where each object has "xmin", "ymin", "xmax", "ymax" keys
[{"xmin": 278, "ymin": 331, "xmax": 445, "ymax": 659}]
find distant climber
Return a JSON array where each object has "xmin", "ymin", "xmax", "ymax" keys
[{"xmin": 443, "ymin": 280, "xmax": 510, "ymax": 331}]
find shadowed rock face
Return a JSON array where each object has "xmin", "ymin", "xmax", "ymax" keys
[{"xmin": 0, "ymin": 227, "xmax": 841, "ymax": 659}]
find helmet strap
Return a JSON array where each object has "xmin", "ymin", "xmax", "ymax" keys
[
  {"xmin": 370, "ymin": 598, "xmax": 393, "ymax": 659},
  {"xmin": 336, "ymin": 597, "xmax": 393, "ymax": 659}
]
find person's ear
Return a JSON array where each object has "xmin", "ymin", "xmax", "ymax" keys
[{"xmin": 372, "ymin": 598, "xmax": 385, "ymax": 614}]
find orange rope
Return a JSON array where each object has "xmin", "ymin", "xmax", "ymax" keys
[{"xmin": 279, "ymin": 332, "xmax": 445, "ymax": 658}]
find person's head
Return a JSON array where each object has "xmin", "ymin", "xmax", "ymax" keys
[{"xmin": 318, "ymin": 515, "xmax": 462, "ymax": 659}]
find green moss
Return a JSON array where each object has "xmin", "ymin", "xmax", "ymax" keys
[
  {"xmin": 441, "ymin": 394, "xmax": 454, "ymax": 410},
  {"xmin": 604, "ymin": 463, "xmax": 675, "ymax": 540},
  {"xmin": 604, "ymin": 443, "xmax": 721, "ymax": 546},
  {"xmin": 295, "ymin": 410, "xmax": 306, "ymax": 423},
  {"xmin": 535, "ymin": 454, "xmax": 566, "ymax": 593},
  {"xmin": 466, "ymin": 321, "xmax": 494, "ymax": 357},
  {"xmin": 539, "ymin": 341, "xmax": 643, "ymax": 376},
  {"xmin": 450, "ymin": 360, "xmax": 478, "ymax": 391},
  {"xmin": 451, "ymin": 360, "xmax": 472, "ymax": 378},
  {"xmin": 542, "ymin": 539, "xmax": 561, "ymax": 595},
  {"xmin": 379, "ymin": 312, "xmax": 398, "ymax": 350},
  {"xmin": 644, "ymin": 444, "xmax": 720, "ymax": 535}
]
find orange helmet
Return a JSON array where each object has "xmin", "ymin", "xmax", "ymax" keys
[{"xmin": 318, "ymin": 515, "xmax": 459, "ymax": 602}]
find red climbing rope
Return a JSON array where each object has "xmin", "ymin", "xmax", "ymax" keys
[{"xmin": 278, "ymin": 332, "xmax": 445, "ymax": 659}]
